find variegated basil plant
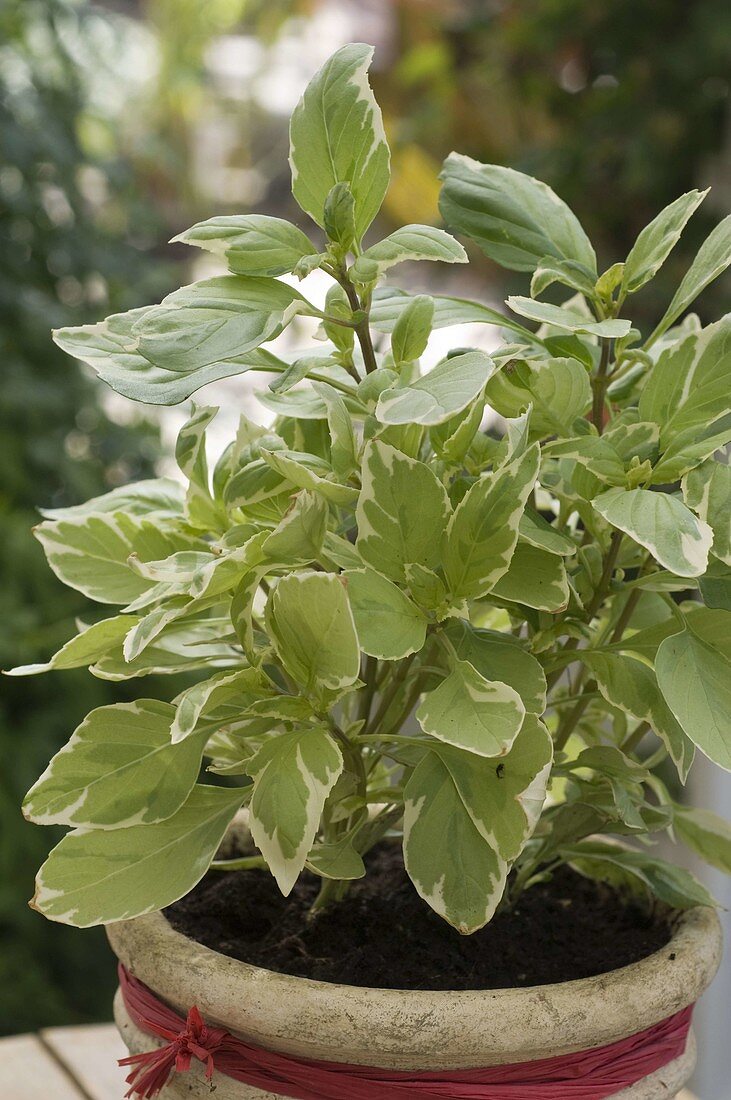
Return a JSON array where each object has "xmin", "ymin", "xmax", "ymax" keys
[{"xmin": 14, "ymin": 43, "xmax": 731, "ymax": 935}]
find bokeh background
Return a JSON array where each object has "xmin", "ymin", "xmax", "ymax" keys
[{"xmin": 2, "ymin": 0, "xmax": 730, "ymax": 1094}]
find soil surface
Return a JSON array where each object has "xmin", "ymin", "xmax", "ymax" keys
[{"xmin": 166, "ymin": 845, "xmax": 672, "ymax": 990}]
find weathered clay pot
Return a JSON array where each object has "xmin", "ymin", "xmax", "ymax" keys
[{"xmin": 108, "ymin": 884, "xmax": 722, "ymax": 1100}]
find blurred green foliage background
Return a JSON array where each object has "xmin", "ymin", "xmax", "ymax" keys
[{"xmin": 1, "ymin": 0, "xmax": 728, "ymax": 1035}]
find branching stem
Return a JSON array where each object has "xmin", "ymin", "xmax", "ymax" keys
[{"xmin": 337, "ymin": 267, "xmax": 379, "ymax": 375}]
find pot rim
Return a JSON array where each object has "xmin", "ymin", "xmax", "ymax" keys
[{"xmin": 107, "ymin": 903, "xmax": 722, "ymax": 1069}]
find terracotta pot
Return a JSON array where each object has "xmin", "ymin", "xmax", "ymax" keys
[{"xmin": 108, "ymin": 868, "xmax": 722, "ymax": 1100}]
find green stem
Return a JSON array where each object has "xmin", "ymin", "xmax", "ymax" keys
[
  {"xmin": 545, "ymin": 530, "xmax": 624, "ymax": 691},
  {"xmin": 247, "ymin": 362, "xmax": 357, "ymax": 396},
  {"xmin": 310, "ymin": 876, "xmax": 349, "ymax": 915},
  {"xmin": 328, "ymin": 719, "xmax": 367, "ymax": 804},
  {"xmin": 356, "ymin": 733, "xmax": 427, "ymax": 746},
  {"xmin": 609, "ymin": 587, "xmax": 642, "ymax": 644},
  {"xmin": 211, "ymin": 855, "xmax": 267, "ymax": 872},
  {"xmin": 337, "ymin": 268, "xmax": 378, "ymax": 375},
  {"xmin": 550, "ymin": 691, "xmax": 601, "ymax": 708},
  {"xmin": 365, "ymin": 651, "xmax": 417, "ymax": 735},
  {"xmin": 621, "ymin": 720, "xmax": 650, "ymax": 754},
  {"xmin": 554, "ymin": 678, "xmax": 597, "ymax": 751},
  {"xmin": 358, "ymin": 655, "xmax": 378, "ymax": 726},
  {"xmin": 547, "ymin": 529, "xmax": 625, "ymax": 743},
  {"xmin": 586, "ymin": 530, "xmax": 624, "ymax": 619}
]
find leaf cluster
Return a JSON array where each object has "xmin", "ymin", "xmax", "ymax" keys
[{"xmin": 16, "ymin": 44, "xmax": 731, "ymax": 934}]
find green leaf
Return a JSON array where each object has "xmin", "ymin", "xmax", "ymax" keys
[
  {"xmin": 390, "ymin": 294, "xmax": 434, "ymax": 364},
  {"xmin": 416, "ymin": 657, "xmax": 525, "ymax": 757},
  {"xmin": 491, "ymin": 543, "xmax": 570, "ymax": 612},
  {"xmin": 172, "ymin": 215, "xmax": 315, "ymax": 277},
  {"xmin": 613, "ymin": 605, "xmax": 731, "ymax": 661},
  {"xmin": 404, "ymin": 563, "xmax": 448, "ymax": 612},
  {"xmin": 530, "ymin": 257, "xmax": 597, "ymax": 299},
  {"xmin": 6, "ymin": 614, "xmax": 135, "ymax": 676},
  {"xmin": 622, "ymin": 190, "xmax": 708, "ymax": 294},
  {"xmin": 602, "ymin": 418, "xmax": 660, "ymax": 465},
  {"xmin": 53, "ymin": 309, "xmax": 286, "ymax": 405},
  {"xmin": 650, "ymin": 215, "xmax": 731, "ymax": 342},
  {"xmin": 311, "ymin": 383, "xmax": 358, "ymax": 478},
  {"xmin": 128, "ymin": 550, "xmax": 214, "ymax": 586},
  {"xmin": 120, "ymin": 598, "xmax": 196, "ymax": 662},
  {"xmin": 262, "ymin": 490, "xmax": 329, "ymax": 564},
  {"xmin": 356, "ymin": 440, "xmax": 451, "ymax": 584},
  {"xmin": 352, "ymin": 224, "xmax": 466, "ymax": 280},
  {"xmin": 519, "ymin": 510, "xmax": 576, "ymax": 557},
  {"xmin": 682, "ymin": 461, "xmax": 731, "ymax": 566},
  {"xmin": 507, "ymin": 297, "xmax": 631, "ymax": 338},
  {"xmin": 175, "ymin": 405, "xmax": 224, "ymax": 530},
  {"xmin": 40, "ymin": 478, "xmax": 184, "ymax": 521},
  {"xmin": 344, "ymin": 567, "xmax": 427, "ymax": 660},
  {"xmin": 430, "ymin": 392, "xmax": 485, "ymax": 465},
  {"xmin": 230, "ymin": 569, "xmax": 267, "ymax": 662},
  {"xmin": 443, "ymin": 445, "xmax": 540, "ymax": 600},
  {"xmin": 639, "ymin": 317, "xmax": 731, "ymax": 443},
  {"xmin": 266, "ymin": 572, "xmax": 360, "ymax": 695},
  {"xmin": 403, "ymin": 751, "xmax": 507, "ymax": 934},
  {"xmin": 32, "ymin": 785, "xmax": 245, "ymax": 926},
  {"xmin": 567, "ymin": 840, "xmax": 717, "ymax": 910},
  {"xmin": 650, "ymin": 415, "xmax": 731, "ymax": 485},
  {"xmin": 403, "ymin": 717, "xmax": 552, "ymax": 932},
  {"xmin": 699, "ymin": 558, "xmax": 731, "ymax": 611},
  {"xmin": 675, "ymin": 806, "xmax": 731, "ymax": 875},
  {"xmin": 259, "ymin": 449, "xmax": 357, "ymax": 506},
  {"xmin": 24, "ymin": 701, "xmax": 207, "ymax": 829},
  {"xmin": 268, "ymin": 354, "xmax": 335, "ymax": 395},
  {"xmin": 172, "ymin": 668, "xmax": 272, "ymax": 743},
  {"xmin": 323, "ymin": 531, "xmax": 363, "ymax": 570},
  {"xmin": 289, "ymin": 43, "xmax": 390, "ymax": 241},
  {"xmin": 656, "ymin": 628, "xmax": 731, "ymax": 771},
  {"xmin": 580, "ymin": 652, "xmax": 694, "ymax": 781},
  {"xmin": 91, "ymin": 621, "xmax": 239, "ymax": 681},
  {"xmin": 485, "ymin": 356, "xmax": 591, "ymax": 436},
  {"xmin": 443, "ymin": 620, "xmax": 546, "ymax": 714},
  {"xmin": 247, "ymin": 727, "xmax": 342, "ymax": 894},
  {"xmin": 593, "ymin": 488, "xmax": 713, "ymax": 578},
  {"xmin": 34, "ymin": 513, "xmax": 202, "ymax": 605},
  {"xmin": 375, "ymin": 350, "xmax": 493, "ymax": 427},
  {"xmin": 306, "ymin": 836, "xmax": 366, "ymax": 881},
  {"xmin": 595, "ymin": 262, "xmax": 625, "ymax": 300},
  {"xmin": 439, "ymin": 154, "xmax": 596, "ymax": 274},
  {"xmin": 132, "ymin": 276, "xmax": 307, "ymax": 374},
  {"xmin": 323, "ymin": 182, "xmax": 357, "ymax": 250},
  {"xmin": 370, "ymin": 287, "xmax": 541, "ymax": 343}
]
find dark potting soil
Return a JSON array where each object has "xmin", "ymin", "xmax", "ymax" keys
[{"xmin": 166, "ymin": 845, "xmax": 672, "ymax": 991}]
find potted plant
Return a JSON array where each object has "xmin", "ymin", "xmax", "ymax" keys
[{"xmin": 12, "ymin": 42, "xmax": 731, "ymax": 1100}]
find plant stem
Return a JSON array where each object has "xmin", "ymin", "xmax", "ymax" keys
[
  {"xmin": 328, "ymin": 719, "xmax": 367, "ymax": 804},
  {"xmin": 550, "ymin": 691, "xmax": 601, "ymax": 708},
  {"xmin": 366, "ymin": 652, "xmax": 417, "ymax": 735},
  {"xmin": 545, "ymin": 530, "xmax": 624, "ymax": 691},
  {"xmin": 247, "ymin": 362, "xmax": 357, "ymax": 396},
  {"xmin": 358, "ymin": 655, "xmax": 378, "ymax": 726},
  {"xmin": 211, "ymin": 855, "xmax": 267, "ymax": 872},
  {"xmin": 547, "ymin": 529, "xmax": 625, "ymax": 743},
  {"xmin": 554, "ymin": 678, "xmax": 597, "ymax": 751},
  {"xmin": 310, "ymin": 876, "xmax": 349, "ymax": 915},
  {"xmin": 609, "ymin": 587, "xmax": 642, "ymax": 644},
  {"xmin": 621, "ymin": 720, "xmax": 650, "ymax": 754},
  {"xmin": 337, "ymin": 268, "xmax": 378, "ymax": 375},
  {"xmin": 586, "ymin": 530, "xmax": 624, "ymax": 620}
]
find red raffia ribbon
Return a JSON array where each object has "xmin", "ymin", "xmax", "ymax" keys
[{"xmin": 118, "ymin": 963, "xmax": 693, "ymax": 1100}]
